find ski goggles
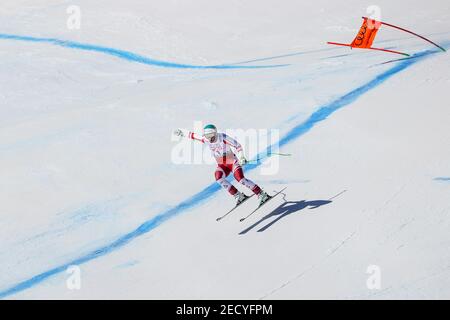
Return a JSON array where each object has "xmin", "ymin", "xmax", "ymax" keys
[{"xmin": 204, "ymin": 132, "xmax": 217, "ymax": 142}]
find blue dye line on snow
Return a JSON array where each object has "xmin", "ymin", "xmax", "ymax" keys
[
  {"xmin": 226, "ymin": 47, "xmax": 337, "ymax": 65},
  {"xmin": 0, "ymin": 33, "xmax": 287, "ymax": 69},
  {"xmin": 434, "ymin": 177, "xmax": 450, "ymax": 182},
  {"xmin": 115, "ymin": 260, "xmax": 140, "ymax": 269},
  {"xmin": 272, "ymin": 49, "xmax": 440, "ymax": 149},
  {"xmin": 321, "ymin": 53, "xmax": 352, "ymax": 60},
  {"xmin": 0, "ymin": 46, "xmax": 445, "ymax": 299}
]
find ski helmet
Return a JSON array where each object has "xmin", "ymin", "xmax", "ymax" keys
[{"xmin": 203, "ymin": 124, "xmax": 217, "ymax": 142}]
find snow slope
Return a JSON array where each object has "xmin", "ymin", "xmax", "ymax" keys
[{"xmin": 0, "ymin": 0, "xmax": 449, "ymax": 299}]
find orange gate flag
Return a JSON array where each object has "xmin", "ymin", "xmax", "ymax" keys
[
  {"xmin": 328, "ymin": 17, "xmax": 409, "ymax": 56},
  {"xmin": 328, "ymin": 17, "xmax": 446, "ymax": 56},
  {"xmin": 350, "ymin": 17, "xmax": 381, "ymax": 49}
]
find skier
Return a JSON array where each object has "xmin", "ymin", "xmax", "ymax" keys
[{"xmin": 174, "ymin": 124, "xmax": 270, "ymax": 206}]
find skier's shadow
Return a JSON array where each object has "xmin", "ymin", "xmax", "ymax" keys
[{"xmin": 239, "ymin": 195, "xmax": 332, "ymax": 234}]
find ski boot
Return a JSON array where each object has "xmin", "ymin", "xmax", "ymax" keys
[
  {"xmin": 258, "ymin": 191, "xmax": 271, "ymax": 206},
  {"xmin": 235, "ymin": 192, "xmax": 249, "ymax": 206}
]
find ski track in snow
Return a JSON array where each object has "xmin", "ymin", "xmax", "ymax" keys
[
  {"xmin": 0, "ymin": 33, "xmax": 288, "ymax": 69},
  {"xmin": 0, "ymin": 33, "xmax": 448, "ymax": 298}
]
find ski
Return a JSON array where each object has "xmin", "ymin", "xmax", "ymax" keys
[
  {"xmin": 239, "ymin": 187, "xmax": 287, "ymax": 222},
  {"xmin": 216, "ymin": 194, "xmax": 255, "ymax": 221}
]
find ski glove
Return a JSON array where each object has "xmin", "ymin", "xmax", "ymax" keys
[{"xmin": 174, "ymin": 129, "xmax": 185, "ymax": 137}]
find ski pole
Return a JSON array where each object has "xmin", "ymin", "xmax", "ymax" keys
[{"xmin": 247, "ymin": 152, "xmax": 292, "ymax": 164}]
